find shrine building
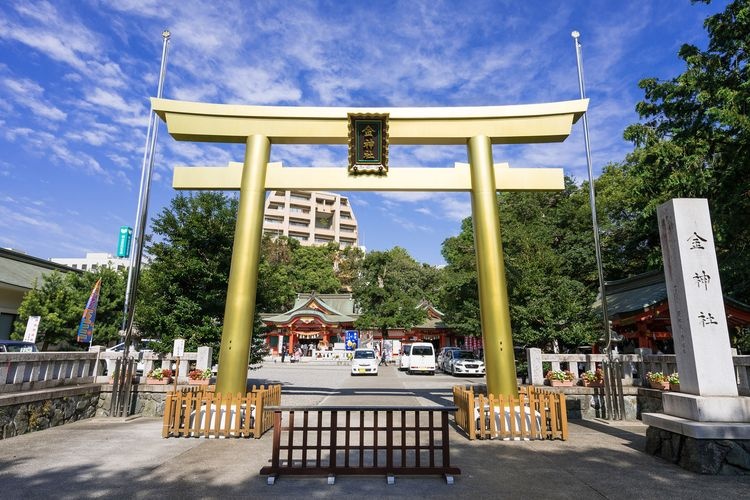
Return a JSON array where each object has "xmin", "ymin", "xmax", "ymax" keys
[{"xmin": 599, "ymin": 270, "xmax": 750, "ymax": 353}]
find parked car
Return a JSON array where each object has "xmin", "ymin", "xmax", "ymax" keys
[
  {"xmin": 351, "ymin": 348, "xmax": 378, "ymax": 376},
  {"xmin": 105, "ymin": 338, "xmax": 156, "ymax": 375},
  {"xmin": 398, "ymin": 344, "xmax": 412, "ymax": 371},
  {"xmin": 0, "ymin": 340, "xmax": 39, "ymax": 353},
  {"xmin": 407, "ymin": 342, "xmax": 436, "ymax": 375},
  {"xmin": 437, "ymin": 346, "xmax": 461, "ymax": 371},
  {"xmin": 444, "ymin": 350, "xmax": 485, "ymax": 377}
]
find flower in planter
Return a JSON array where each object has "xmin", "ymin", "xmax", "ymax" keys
[
  {"xmin": 581, "ymin": 368, "xmax": 604, "ymax": 383},
  {"xmin": 646, "ymin": 371, "xmax": 666, "ymax": 383},
  {"xmin": 188, "ymin": 369, "xmax": 212, "ymax": 381},
  {"xmin": 667, "ymin": 372, "xmax": 679, "ymax": 385},
  {"xmin": 147, "ymin": 367, "xmax": 173, "ymax": 380},
  {"xmin": 546, "ymin": 370, "xmax": 574, "ymax": 382}
]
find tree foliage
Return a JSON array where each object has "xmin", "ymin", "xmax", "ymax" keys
[
  {"xmin": 353, "ymin": 247, "xmax": 428, "ymax": 337},
  {"xmin": 13, "ymin": 267, "xmax": 125, "ymax": 350},
  {"xmin": 618, "ymin": 0, "xmax": 750, "ymax": 302},
  {"xmin": 136, "ymin": 192, "xmax": 237, "ymax": 358},
  {"xmin": 439, "ymin": 184, "xmax": 600, "ymax": 351}
]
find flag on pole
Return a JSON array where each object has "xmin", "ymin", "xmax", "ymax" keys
[{"xmin": 77, "ymin": 278, "xmax": 102, "ymax": 344}]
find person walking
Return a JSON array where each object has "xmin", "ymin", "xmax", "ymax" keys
[
  {"xmin": 281, "ymin": 345, "xmax": 287, "ymax": 363},
  {"xmin": 379, "ymin": 347, "xmax": 388, "ymax": 366}
]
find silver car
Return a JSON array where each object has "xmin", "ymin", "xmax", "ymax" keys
[
  {"xmin": 437, "ymin": 346, "xmax": 461, "ymax": 371},
  {"xmin": 444, "ymin": 350, "xmax": 485, "ymax": 376}
]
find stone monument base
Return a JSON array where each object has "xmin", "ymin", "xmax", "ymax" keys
[
  {"xmin": 643, "ymin": 412, "xmax": 750, "ymax": 475},
  {"xmin": 662, "ymin": 393, "xmax": 750, "ymax": 422}
]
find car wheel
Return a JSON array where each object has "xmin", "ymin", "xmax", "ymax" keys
[{"xmin": 451, "ymin": 366, "xmax": 456, "ymax": 376}]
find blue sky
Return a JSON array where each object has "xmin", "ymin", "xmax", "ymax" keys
[{"xmin": 0, "ymin": 1, "xmax": 729, "ymax": 266}]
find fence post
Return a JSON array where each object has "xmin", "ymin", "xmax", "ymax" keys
[{"xmin": 527, "ymin": 348, "xmax": 543, "ymax": 386}]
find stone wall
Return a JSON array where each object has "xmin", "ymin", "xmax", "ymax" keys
[
  {"xmin": 97, "ymin": 384, "xmax": 172, "ymax": 417},
  {"xmin": 0, "ymin": 385, "xmax": 101, "ymax": 440},
  {"xmin": 646, "ymin": 427, "xmax": 750, "ymax": 475}
]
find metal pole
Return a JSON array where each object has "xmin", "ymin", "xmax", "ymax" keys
[
  {"xmin": 571, "ymin": 31, "xmax": 611, "ymax": 356},
  {"xmin": 120, "ymin": 29, "xmax": 171, "ymax": 362}
]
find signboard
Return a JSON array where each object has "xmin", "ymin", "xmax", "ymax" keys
[
  {"xmin": 116, "ymin": 226, "xmax": 133, "ymax": 258},
  {"xmin": 23, "ymin": 316, "xmax": 41, "ymax": 343},
  {"xmin": 173, "ymin": 338, "xmax": 185, "ymax": 357},
  {"xmin": 344, "ymin": 330, "xmax": 358, "ymax": 351},
  {"xmin": 348, "ymin": 113, "xmax": 389, "ymax": 174}
]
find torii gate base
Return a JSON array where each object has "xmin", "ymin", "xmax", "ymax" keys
[{"xmin": 153, "ymin": 98, "xmax": 587, "ymax": 397}]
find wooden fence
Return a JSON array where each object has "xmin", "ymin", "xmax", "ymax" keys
[
  {"xmin": 453, "ymin": 385, "xmax": 568, "ymax": 441},
  {"xmin": 260, "ymin": 406, "xmax": 461, "ymax": 484},
  {"xmin": 162, "ymin": 384, "xmax": 281, "ymax": 439}
]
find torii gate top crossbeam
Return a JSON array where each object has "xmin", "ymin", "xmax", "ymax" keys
[{"xmin": 152, "ymin": 98, "xmax": 587, "ymax": 145}]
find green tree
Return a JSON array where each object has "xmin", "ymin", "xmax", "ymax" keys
[
  {"xmin": 334, "ymin": 245, "xmax": 364, "ymax": 292},
  {"xmin": 136, "ymin": 192, "xmax": 247, "ymax": 361},
  {"xmin": 13, "ymin": 267, "xmax": 125, "ymax": 350},
  {"xmin": 440, "ymin": 186, "xmax": 599, "ymax": 351},
  {"xmin": 353, "ymin": 247, "xmax": 428, "ymax": 338},
  {"xmin": 620, "ymin": 0, "xmax": 750, "ymax": 302},
  {"xmin": 440, "ymin": 218, "xmax": 481, "ymax": 337},
  {"xmin": 290, "ymin": 243, "xmax": 341, "ymax": 295}
]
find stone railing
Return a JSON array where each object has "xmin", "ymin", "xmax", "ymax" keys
[
  {"xmin": 0, "ymin": 352, "xmax": 100, "ymax": 393},
  {"xmin": 526, "ymin": 348, "xmax": 750, "ymax": 393},
  {"xmin": 1, "ymin": 346, "xmax": 213, "ymax": 392}
]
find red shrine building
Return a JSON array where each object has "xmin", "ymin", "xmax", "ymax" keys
[
  {"xmin": 600, "ymin": 270, "xmax": 750, "ymax": 353},
  {"xmin": 261, "ymin": 293, "xmax": 359, "ymax": 354},
  {"xmin": 261, "ymin": 294, "xmax": 462, "ymax": 354}
]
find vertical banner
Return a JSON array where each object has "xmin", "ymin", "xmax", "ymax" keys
[
  {"xmin": 24, "ymin": 316, "xmax": 41, "ymax": 343},
  {"xmin": 77, "ymin": 279, "xmax": 102, "ymax": 344},
  {"xmin": 345, "ymin": 330, "xmax": 358, "ymax": 351}
]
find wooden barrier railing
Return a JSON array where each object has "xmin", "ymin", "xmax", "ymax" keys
[
  {"xmin": 162, "ymin": 384, "xmax": 281, "ymax": 439},
  {"xmin": 260, "ymin": 406, "xmax": 461, "ymax": 484},
  {"xmin": 453, "ymin": 386, "xmax": 568, "ymax": 441}
]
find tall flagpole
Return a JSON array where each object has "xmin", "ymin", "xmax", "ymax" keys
[
  {"xmin": 571, "ymin": 31, "xmax": 611, "ymax": 354},
  {"xmin": 120, "ymin": 30, "xmax": 171, "ymax": 360}
]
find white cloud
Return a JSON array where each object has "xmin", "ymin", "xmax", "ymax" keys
[{"xmin": 1, "ymin": 77, "xmax": 67, "ymax": 121}]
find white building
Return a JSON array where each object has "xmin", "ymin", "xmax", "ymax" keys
[
  {"xmin": 262, "ymin": 190, "xmax": 360, "ymax": 248},
  {"xmin": 51, "ymin": 252, "xmax": 131, "ymax": 272}
]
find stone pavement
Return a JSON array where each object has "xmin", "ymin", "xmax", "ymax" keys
[{"xmin": 1, "ymin": 363, "xmax": 748, "ymax": 499}]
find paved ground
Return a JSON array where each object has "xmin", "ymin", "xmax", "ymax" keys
[{"xmin": 1, "ymin": 363, "xmax": 748, "ymax": 499}]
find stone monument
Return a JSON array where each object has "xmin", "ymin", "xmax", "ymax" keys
[{"xmin": 643, "ymin": 198, "xmax": 750, "ymax": 474}]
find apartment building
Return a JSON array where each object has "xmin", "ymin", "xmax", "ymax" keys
[{"xmin": 262, "ymin": 190, "xmax": 360, "ymax": 248}]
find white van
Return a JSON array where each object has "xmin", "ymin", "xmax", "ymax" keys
[
  {"xmin": 398, "ymin": 344, "xmax": 412, "ymax": 371},
  {"xmin": 407, "ymin": 342, "xmax": 436, "ymax": 375}
]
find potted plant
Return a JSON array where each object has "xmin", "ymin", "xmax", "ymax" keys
[
  {"xmin": 668, "ymin": 372, "xmax": 680, "ymax": 392},
  {"xmin": 546, "ymin": 370, "xmax": 575, "ymax": 387},
  {"xmin": 580, "ymin": 368, "xmax": 604, "ymax": 387},
  {"xmin": 646, "ymin": 371, "xmax": 669, "ymax": 390},
  {"xmin": 146, "ymin": 367, "xmax": 173, "ymax": 385},
  {"xmin": 188, "ymin": 368, "xmax": 212, "ymax": 386}
]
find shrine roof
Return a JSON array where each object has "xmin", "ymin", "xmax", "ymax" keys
[
  {"xmin": 593, "ymin": 269, "xmax": 750, "ymax": 319},
  {"xmin": 261, "ymin": 292, "xmax": 359, "ymax": 325}
]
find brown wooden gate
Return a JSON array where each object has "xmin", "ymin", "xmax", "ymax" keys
[{"xmin": 260, "ymin": 406, "xmax": 460, "ymax": 484}]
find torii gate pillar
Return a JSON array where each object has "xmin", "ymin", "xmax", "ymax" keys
[{"xmin": 469, "ymin": 135, "xmax": 516, "ymax": 396}]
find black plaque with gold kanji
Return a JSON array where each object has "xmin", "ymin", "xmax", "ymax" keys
[{"xmin": 348, "ymin": 113, "xmax": 389, "ymax": 174}]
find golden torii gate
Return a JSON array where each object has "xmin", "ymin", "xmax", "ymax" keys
[{"xmin": 153, "ymin": 98, "xmax": 587, "ymax": 397}]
